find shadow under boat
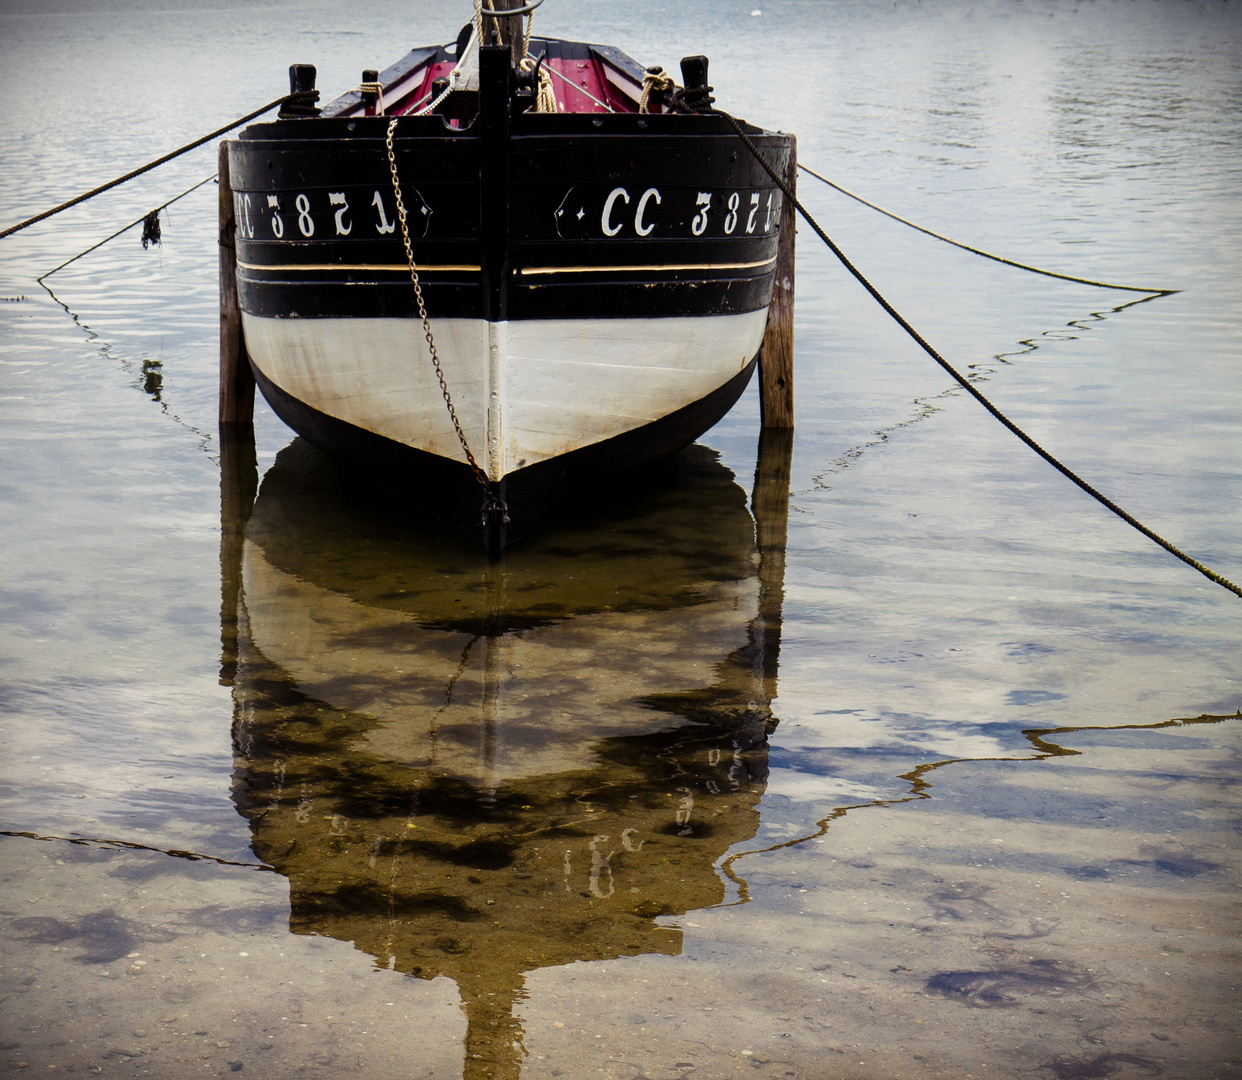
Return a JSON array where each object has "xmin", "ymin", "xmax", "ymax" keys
[{"xmin": 219, "ymin": 429, "xmax": 792, "ymax": 1079}]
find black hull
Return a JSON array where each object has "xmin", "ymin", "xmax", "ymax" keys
[{"xmin": 231, "ymin": 111, "xmax": 791, "ymax": 323}]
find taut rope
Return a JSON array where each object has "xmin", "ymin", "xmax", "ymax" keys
[
  {"xmin": 713, "ymin": 108, "xmax": 1238, "ymax": 599},
  {"xmin": 796, "ymin": 162, "xmax": 1175, "ymax": 296},
  {"xmin": 0, "ymin": 93, "xmax": 304, "ymax": 240}
]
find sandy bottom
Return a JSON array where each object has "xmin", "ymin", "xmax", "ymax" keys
[{"xmin": 3, "ymin": 720, "xmax": 1238, "ymax": 1080}]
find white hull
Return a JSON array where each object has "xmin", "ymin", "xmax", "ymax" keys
[{"xmin": 241, "ymin": 310, "xmax": 769, "ymax": 480}]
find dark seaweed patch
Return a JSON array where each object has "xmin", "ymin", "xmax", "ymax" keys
[
  {"xmin": 926, "ymin": 882, "xmax": 1005, "ymax": 922},
  {"xmin": 5, "ymin": 910, "xmax": 168, "ymax": 964},
  {"xmin": 370, "ymin": 835, "xmax": 517, "ymax": 871},
  {"xmin": 440, "ymin": 836, "xmax": 515, "ymax": 869},
  {"xmin": 1065, "ymin": 865, "xmax": 1111, "ymax": 881},
  {"xmin": 925, "ymin": 959, "xmax": 1092, "ymax": 1007},
  {"xmin": 632, "ymin": 900, "xmax": 674, "ymax": 919},
  {"xmin": 1041, "ymin": 1052, "xmax": 1163, "ymax": 1078},
  {"xmin": 1144, "ymin": 853, "xmax": 1218, "ymax": 878},
  {"xmin": 331, "ymin": 784, "xmax": 422, "ymax": 820},
  {"xmin": 6, "ymin": 916, "xmax": 78, "ymax": 944},
  {"xmin": 331, "ymin": 773, "xmax": 522, "ymax": 827}
]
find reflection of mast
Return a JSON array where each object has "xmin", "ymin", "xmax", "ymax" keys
[
  {"xmin": 460, "ymin": 975, "xmax": 525, "ymax": 1080},
  {"xmin": 219, "ymin": 433, "xmax": 794, "ymax": 1080}
]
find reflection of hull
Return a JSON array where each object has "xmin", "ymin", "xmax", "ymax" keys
[
  {"xmin": 241, "ymin": 442, "xmax": 762, "ymax": 786},
  {"xmin": 229, "ymin": 34, "xmax": 792, "ymax": 551},
  {"xmin": 224, "ymin": 435, "xmax": 790, "ymax": 1080}
]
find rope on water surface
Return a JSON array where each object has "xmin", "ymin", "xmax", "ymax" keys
[
  {"xmin": 1, "ymin": 829, "xmax": 275, "ymax": 871},
  {"xmin": 796, "ymin": 162, "xmax": 1177, "ymax": 296},
  {"xmin": 714, "ymin": 109, "xmax": 1239, "ymax": 599}
]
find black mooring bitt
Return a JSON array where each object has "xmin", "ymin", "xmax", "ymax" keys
[
  {"xmin": 289, "ymin": 64, "xmax": 317, "ymax": 94},
  {"xmin": 680, "ymin": 54, "xmax": 709, "ymax": 90}
]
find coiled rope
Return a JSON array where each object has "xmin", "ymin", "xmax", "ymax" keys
[
  {"xmin": 358, "ymin": 81, "xmax": 384, "ymax": 113},
  {"xmin": 276, "ymin": 88, "xmax": 321, "ymax": 118},
  {"xmin": 714, "ymin": 109, "xmax": 1239, "ymax": 599},
  {"xmin": 797, "ymin": 162, "xmax": 1175, "ymax": 296},
  {"xmin": 640, "ymin": 66, "xmax": 676, "ymax": 114},
  {"xmin": 0, "ymin": 92, "xmax": 302, "ymax": 241}
]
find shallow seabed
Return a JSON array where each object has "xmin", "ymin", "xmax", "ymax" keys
[{"xmin": 1, "ymin": 1, "xmax": 1239, "ymax": 1079}]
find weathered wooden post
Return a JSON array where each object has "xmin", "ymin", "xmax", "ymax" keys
[
  {"xmin": 218, "ymin": 140, "xmax": 254, "ymax": 426},
  {"xmin": 759, "ymin": 135, "xmax": 796, "ymax": 429},
  {"xmin": 485, "ymin": 0, "xmax": 530, "ymax": 62}
]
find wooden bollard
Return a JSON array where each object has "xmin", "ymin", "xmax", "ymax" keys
[
  {"xmin": 361, "ymin": 68, "xmax": 381, "ymax": 116},
  {"xmin": 218, "ymin": 140, "xmax": 255, "ymax": 426},
  {"xmin": 759, "ymin": 134, "xmax": 796, "ymax": 429}
]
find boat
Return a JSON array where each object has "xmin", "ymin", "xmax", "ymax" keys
[{"xmin": 226, "ymin": 2, "xmax": 793, "ymax": 553}]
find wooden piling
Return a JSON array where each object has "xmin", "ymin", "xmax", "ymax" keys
[
  {"xmin": 759, "ymin": 134, "xmax": 796, "ymax": 429},
  {"xmin": 218, "ymin": 140, "xmax": 255, "ymax": 426}
]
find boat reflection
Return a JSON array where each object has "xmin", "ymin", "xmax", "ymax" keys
[{"xmin": 219, "ymin": 430, "xmax": 793, "ymax": 1080}]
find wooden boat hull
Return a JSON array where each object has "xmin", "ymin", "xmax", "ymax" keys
[
  {"xmin": 251, "ymin": 347, "xmax": 756, "ymax": 545},
  {"xmin": 229, "ymin": 43, "xmax": 792, "ymax": 551}
]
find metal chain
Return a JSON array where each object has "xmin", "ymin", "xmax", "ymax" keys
[
  {"xmin": 414, "ymin": 82, "xmax": 455, "ymax": 117},
  {"xmin": 385, "ymin": 117, "xmax": 489, "ymax": 489}
]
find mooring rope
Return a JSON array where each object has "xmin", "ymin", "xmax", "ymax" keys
[
  {"xmin": 0, "ymin": 829, "xmax": 274, "ymax": 871},
  {"xmin": 714, "ymin": 109, "xmax": 1239, "ymax": 599},
  {"xmin": 36, "ymin": 173, "xmax": 217, "ymax": 282},
  {"xmin": 640, "ymin": 66, "xmax": 677, "ymax": 114},
  {"xmin": 0, "ymin": 94, "xmax": 294, "ymax": 240},
  {"xmin": 797, "ymin": 162, "xmax": 1176, "ymax": 296}
]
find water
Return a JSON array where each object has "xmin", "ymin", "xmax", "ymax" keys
[{"xmin": 1, "ymin": 0, "xmax": 1240, "ymax": 1077}]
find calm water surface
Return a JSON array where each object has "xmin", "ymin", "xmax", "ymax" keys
[{"xmin": 1, "ymin": 1, "xmax": 1239, "ymax": 1078}]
